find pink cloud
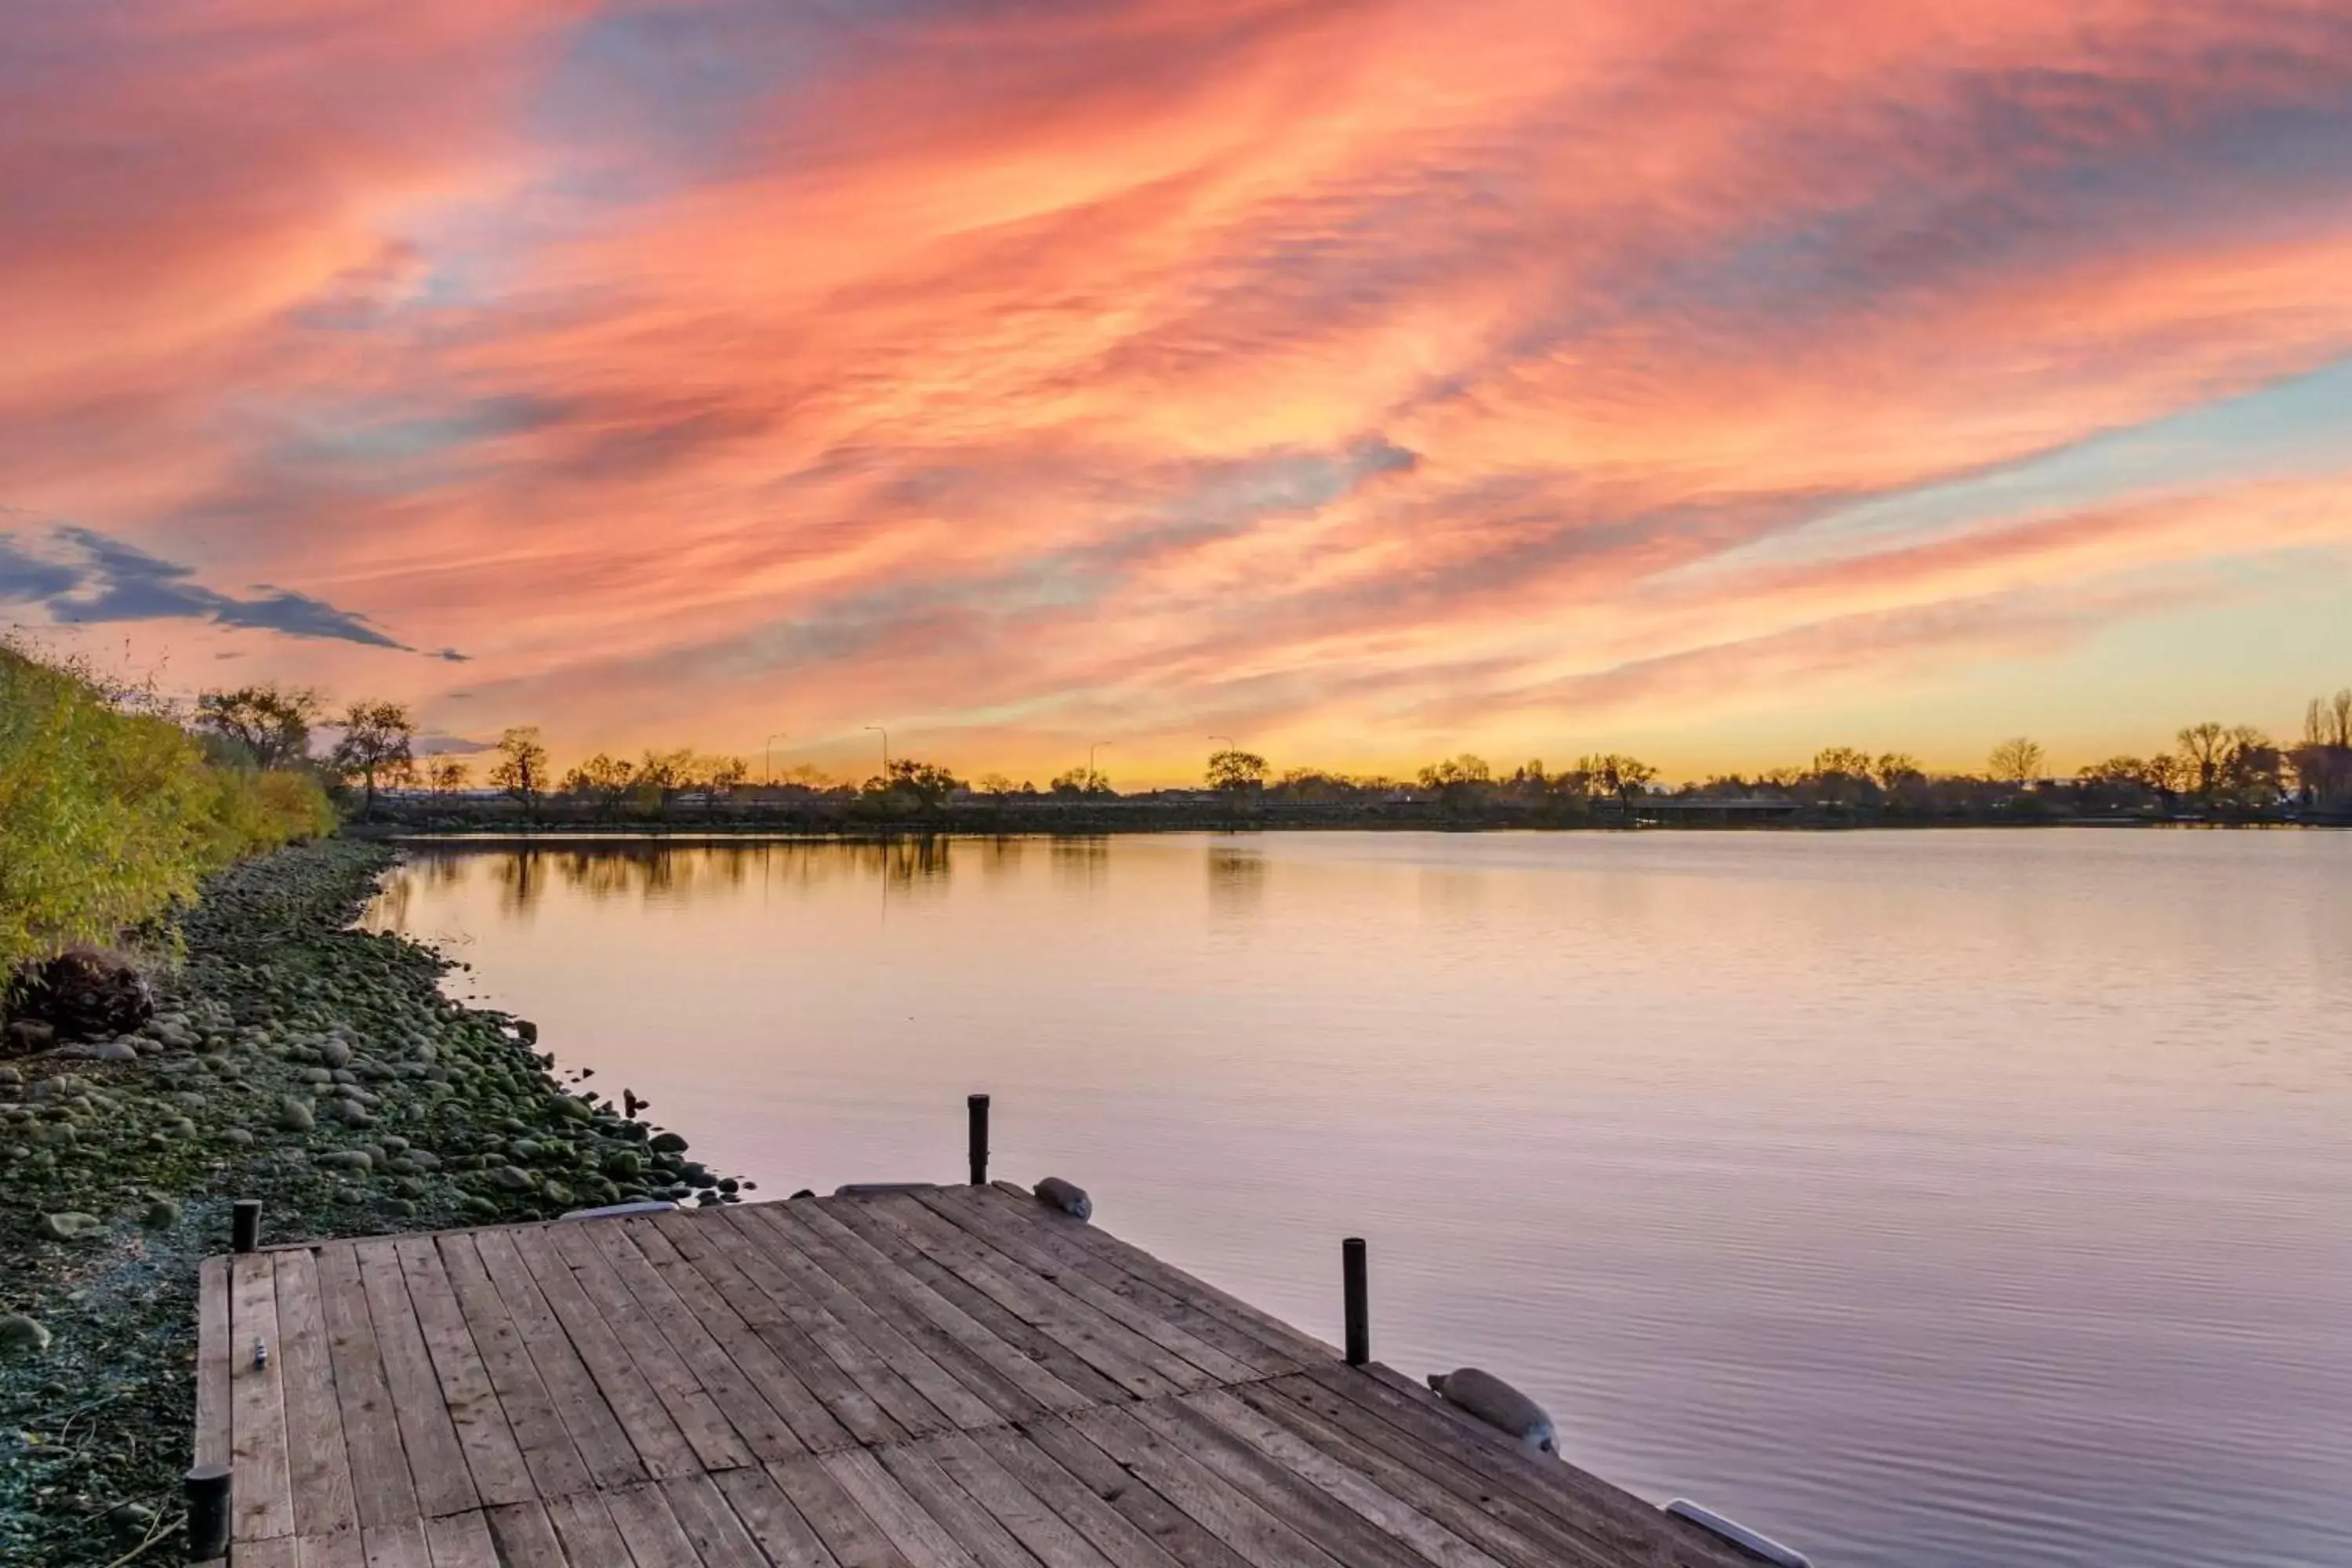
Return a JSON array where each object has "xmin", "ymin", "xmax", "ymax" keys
[{"xmin": 4, "ymin": 0, "xmax": 2350, "ymax": 774}]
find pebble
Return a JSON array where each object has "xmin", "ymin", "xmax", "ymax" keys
[
  {"xmin": 221, "ymin": 1127, "xmax": 256, "ymax": 1146},
  {"xmin": 0, "ymin": 1314, "xmax": 53, "ymax": 1354},
  {"xmin": 143, "ymin": 1198, "xmax": 183, "ymax": 1229},
  {"xmin": 493, "ymin": 1166, "xmax": 536, "ymax": 1191},
  {"xmin": 278, "ymin": 1098, "xmax": 317, "ymax": 1132},
  {"xmin": 91, "ymin": 1041, "xmax": 140, "ymax": 1062},
  {"xmin": 650, "ymin": 1131, "xmax": 689, "ymax": 1154},
  {"xmin": 38, "ymin": 1211, "xmax": 101, "ymax": 1241},
  {"xmin": 107, "ymin": 1501, "xmax": 157, "ymax": 1540}
]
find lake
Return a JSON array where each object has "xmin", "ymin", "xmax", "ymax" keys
[{"xmin": 363, "ymin": 829, "xmax": 2352, "ymax": 1568}]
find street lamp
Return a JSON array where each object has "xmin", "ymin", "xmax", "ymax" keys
[
  {"xmin": 866, "ymin": 724, "xmax": 890, "ymax": 775},
  {"xmin": 1087, "ymin": 740, "xmax": 1112, "ymax": 793},
  {"xmin": 764, "ymin": 731, "xmax": 789, "ymax": 785}
]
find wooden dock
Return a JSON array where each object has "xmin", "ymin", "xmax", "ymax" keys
[{"xmin": 194, "ymin": 1184, "xmax": 1766, "ymax": 1567}]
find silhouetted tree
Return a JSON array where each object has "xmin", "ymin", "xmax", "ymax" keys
[
  {"xmin": 1874, "ymin": 753, "xmax": 1924, "ymax": 789},
  {"xmin": 1050, "ymin": 767, "xmax": 1112, "ymax": 797},
  {"xmin": 1207, "ymin": 747, "xmax": 1269, "ymax": 792},
  {"xmin": 428, "ymin": 758, "xmax": 472, "ymax": 796},
  {"xmin": 2292, "ymin": 688, "xmax": 2352, "ymax": 807},
  {"xmin": 1577, "ymin": 753, "xmax": 1657, "ymax": 805},
  {"xmin": 1987, "ymin": 736, "xmax": 2045, "ymax": 786},
  {"xmin": 194, "ymin": 684, "xmax": 321, "ymax": 770},
  {"xmin": 868, "ymin": 758, "xmax": 962, "ymax": 811},
  {"xmin": 561, "ymin": 753, "xmax": 637, "ymax": 819},
  {"xmin": 2176, "ymin": 722, "xmax": 2228, "ymax": 799},
  {"xmin": 328, "ymin": 700, "xmax": 415, "ymax": 815},
  {"xmin": 488, "ymin": 728, "xmax": 549, "ymax": 816}
]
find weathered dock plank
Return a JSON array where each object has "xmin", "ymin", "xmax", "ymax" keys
[{"xmin": 201, "ymin": 1189, "xmax": 1773, "ymax": 1568}]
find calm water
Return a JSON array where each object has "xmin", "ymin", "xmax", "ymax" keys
[{"xmin": 365, "ymin": 830, "xmax": 2352, "ymax": 1567}]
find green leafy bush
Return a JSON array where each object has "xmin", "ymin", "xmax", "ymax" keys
[{"xmin": 0, "ymin": 641, "xmax": 336, "ymax": 975}]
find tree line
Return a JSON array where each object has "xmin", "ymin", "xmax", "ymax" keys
[{"xmin": 180, "ymin": 680, "xmax": 2352, "ymax": 822}]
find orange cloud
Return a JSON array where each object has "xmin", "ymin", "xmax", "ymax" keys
[{"xmin": 4, "ymin": 0, "xmax": 2350, "ymax": 777}]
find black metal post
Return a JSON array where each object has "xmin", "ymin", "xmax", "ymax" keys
[
  {"xmin": 231, "ymin": 1200, "xmax": 261, "ymax": 1255},
  {"xmin": 967, "ymin": 1094, "xmax": 990, "ymax": 1186},
  {"xmin": 185, "ymin": 1462, "xmax": 231, "ymax": 1561},
  {"xmin": 1342, "ymin": 1237, "xmax": 1369, "ymax": 1366}
]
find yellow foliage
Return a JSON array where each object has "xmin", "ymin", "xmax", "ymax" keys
[{"xmin": 0, "ymin": 644, "xmax": 337, "ymax": 973}]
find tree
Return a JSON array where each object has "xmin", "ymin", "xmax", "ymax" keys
[
  {"xmin": 328, "ymin": 701, "xmax": 415, "ymax": 815},
  {"xmin": 1811, "ymin": 746, "xmax": 1873, "ymax": 780},
  {"xmin": 703, "ymin": 755, "xmax": 747, "ymax": 815},
  {"xmin": 974, "ymin": 772, "xmax": 1015, "ymax": 800},
  {"xmin": 428, "ymin": 758, "xmax": 471, "ymax": 796},
  {"xmin": 194, "ymin": 684, "xmax": 321, "ymax": 770},
  {"xmin": 1577, "ymin": 753, "xmax": 1657, "ymax": 804},
  {"xmin": 1207, "ymin": 748, "xmax": 1269, "ymax": 792},
  {"xmin": 2217, "ymin": 726, "xmax": 2281, "ymax": 808},
  {"xmin": 635, "ymin": 747, "xmax": 695, "ymax": 818},
  {"xmin": 488, "ymin": 728, "xmax": 549, "ymax": 815},
  {"xmin": 1049, "ymin": 767, "xmax": 1112, "ymax": 797},
  {"xmin": 1874, "ymin": 753, "xmax": 1925, "ymax": 790},
  {"xmin": 1987, "ymin": 737, "xmax": 2045, "ymax": 786},
  {"xmin": 867, "ymin": 757, "xmax": 962, "ymax": 810},
  {"xmin": 1417, "ymin": 754, "xmax": 1491, "ymax": 789},
  {"xmin": 2176, "ymin": 722, "xmax": 2228, "ymax": 798},
  {"xmin": 560, "ymin": 753, "xmax": 636, "ymax": 819},
  {"xmin": 2292, "ymin": 688, "xmax": 2352, "ymax": 807},
  {"xmin": 1807, "ymin": 746, "xmax": 1875, "ymax": 805}
]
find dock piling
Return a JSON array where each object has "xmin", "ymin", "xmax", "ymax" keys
[
  {"xmin": 230, "ymin": 1200, "xmax": 261, "ymax": 1255},
  {"xmin": 1343, "ymin": 1237, "xmax": 1369, "ymax": 1366},
  {"xmin": 184, "ymin": 1462, "xmax": 231, "ymax": 1562},
  {"xmin": 968, "ymin": 1093, "xmax": 990, "ymax": 1186}
]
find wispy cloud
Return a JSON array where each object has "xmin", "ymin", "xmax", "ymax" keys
[
  {"xmin": 0, "ymin": 526, "xmax": 452, "ymax": 655},
  {"xmin": 2, "ymin": 0, "xmax": 2349, "ymax": 771}
]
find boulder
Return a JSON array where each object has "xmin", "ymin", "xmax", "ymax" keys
[
  {"xmin": 493, "ymin": 1166, "xmax": 537, "ymax": 1192},
  {"xmin": 142, "ymin": 1198, "xmax": 183, "ymax": 1229},
  {"xmin": 278, "ymin": 1098, "xmax": 317, "ymax": 1132},
  {"xmin": 38, "ymin": 1211, "xmax": 102, "ymax": 1241},
  {"xmin": 649, "ymin": 1131, "xmax": 689, "ymax": 1154},
  {"xmin": 90, "ymin": 1041, "xmax": 140, "ymax": 1062},
  {"xmin": 3, "ymin": 1021, "xmax": 55, "ymax": 1058}
]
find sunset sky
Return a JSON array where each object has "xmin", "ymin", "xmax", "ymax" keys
[{"xmin": 4, "ymin": 1, "xmax": 2350, "ymax": 783}]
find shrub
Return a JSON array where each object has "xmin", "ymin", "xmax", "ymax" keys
[{"xmin": 0, "ymin": 641, "xmax": 337, "ymax": 975}]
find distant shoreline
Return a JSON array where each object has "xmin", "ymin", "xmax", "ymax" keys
[{"xmin": 352, "ymin": 811, "xmax": 2346, "ymax": 843}]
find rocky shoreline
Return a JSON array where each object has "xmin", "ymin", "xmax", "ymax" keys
[{"xmin": 0, "ymin": 841, "xmax": 742, "ymax": 1565}]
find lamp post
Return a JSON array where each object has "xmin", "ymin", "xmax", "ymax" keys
[
  {"xmin": 1088, "ymin": 740, "xmax": 1111, "ymax": 790},
  {"xmin": 866, "ymin": 725, "xmax": 890, "ymax": 776},
  {"xmin": 764, "ymin": 731, "xmax": 789, "ymax": 785}
]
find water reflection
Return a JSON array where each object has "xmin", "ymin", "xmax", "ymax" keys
[
  {"xmin": 1207, "ymin": 843, "xmax": 1265, "ymax": 918},
  {"xmin": 365, "ymin": 830, "xmax": 2352, "ymax": 1568}
]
